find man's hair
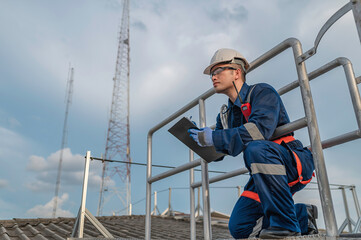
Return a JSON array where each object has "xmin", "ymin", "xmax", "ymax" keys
[{"xmin": 229, "ymin": 63, "xmax": 246, "ymax": 81}]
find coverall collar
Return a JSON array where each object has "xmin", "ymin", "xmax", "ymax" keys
[{"xmin": 228, "ymin": 82, "xmax": 250, "ymax": 108}]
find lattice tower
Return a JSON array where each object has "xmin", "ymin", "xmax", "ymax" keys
[
  {"xmin": 97, "ymin": 0, "xmax": 131, "ymax": 216},
  {"xmin": 52, "ymin": 66, "xmax": 74, "ymax": 218}
]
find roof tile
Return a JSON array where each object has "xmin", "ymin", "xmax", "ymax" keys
[{"xmin": 0, "ymin": 215, "xmax": 232, "ymax": 239}]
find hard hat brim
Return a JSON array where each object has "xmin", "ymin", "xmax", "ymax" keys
[
  {"xmin": 203, "ymin": 60, "xmax": 249, "ymax": 75},
  {"xmin": 203, "ymin": 60, "xmax": 230, "ymax": 75}
]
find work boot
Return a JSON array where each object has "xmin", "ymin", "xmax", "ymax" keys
[
  {"xmin": 306, "ymin": 204, "xmax": 318, "ymax": 235},
  {"xmin": 259, "ymin": 226, "xmax": 301, "ymax": 239}
]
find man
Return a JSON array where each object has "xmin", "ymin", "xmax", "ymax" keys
[{"xmin": 189, "ymin": 48, "xmax": 317, "ymax": 239}]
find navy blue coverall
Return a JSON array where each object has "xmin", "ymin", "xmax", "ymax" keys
[{"xmin": 212, "ymin": 82, "xmax": 315, "ymax": 238}]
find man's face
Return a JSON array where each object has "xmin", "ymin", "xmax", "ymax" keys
[{"xmin": 210, "ymin": 63, "xmax": 239, "ymax": 93}]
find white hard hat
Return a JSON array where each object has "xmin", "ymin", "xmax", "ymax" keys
[{"xmin": 203, "ymin": 48, "xmax": 250, "ymax": 75}]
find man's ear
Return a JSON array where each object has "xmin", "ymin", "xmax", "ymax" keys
[{"xmin": 235, "ymin": 68, "xmax": 242, "ymax": 80}]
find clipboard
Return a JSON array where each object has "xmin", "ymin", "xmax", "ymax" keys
[{"xmin": 168, "ymin": 117, "xmax": 225, "ymax": 163}]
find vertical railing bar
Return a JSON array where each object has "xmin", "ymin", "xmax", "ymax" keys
[
  {"xmin": 341, "ymin": 59, "xmax": 361, "ymax": 130},
  {"xmin": 168, "ymin": 188, "xmax": 172, "ymax": 216},
  {"xmin": 143, "ymin": 37, "xmax": 361, "ymax": 239},
  {"xmin": 79, "ymin": 151, "xmax": 91, "ymax": 238},
  {"xmin": 152, "ymin": 191, "xmax": 157, "ymax": 215},
  {"xmin": 351, "ymin": 186, "xmax": 361, "ymax": 218},
  {"xmin": 198, "ymin": 99, "xmax": 212, "ymax": 240},
  {"xmin": 291, "ymin": 39, "xmax": 338, "ymax": 237},
  {"xmin": 196, "ymin": 187, "xmax": 201, "ymax": 218},
  {"xmin": 189, "ymin": 150, "xmax": 196, "ymax": 240},
  {"xmin": 341, "ymin": 187, "xmax": 353, "ymax": 233},
  {"xmin": 145, "ymin": 134, "xmax": 152, "ymax": 240},
  {"xmin": 351, "ymin": 0, "xmax": 361, "ymax": 45}
]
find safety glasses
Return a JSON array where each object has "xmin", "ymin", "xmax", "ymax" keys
[{"xmin": 210, "ymin": 67, "xmax": 237, "ymax": 77}]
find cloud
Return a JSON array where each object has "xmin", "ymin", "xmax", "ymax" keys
[
  {"xmin": 0, "ymin": 197, "xmax": 20, "ymax": 219},
  {"xmin": 26, "ymin": 148, "xmax": 114, "ymax": 192},
  {"xmin": 132, "ymin": 21, "xmax": 147, "ymax": 31},
  {"xmin": 0, "ymin": 127, "xmax": 35, "ymax": 182},
  {"xmin": 0, "ymin": 127, "xmax": 28, "ymax": 157},
  {"xmin": 26, "ymin": 193, "xmax": 73, "ymax": 218},
  {"xmin": 207, "ymin": 3, "xmax": 248, "ymax": 24},
  {"xmin": 7, "ymin": 117, "xmax": 21, "ymax": 128},
  {"xmin": 27, "ymin": 148, "xmax": 84, "ymax": 172},
  {"xmin": 27, "ymin": 155, "xmax": 47, "ymax": 171},
  {"xmin": 0, "ymin": 179, "xmax": 8, "ymax": 188}
]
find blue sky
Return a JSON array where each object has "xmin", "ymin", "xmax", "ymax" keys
[{"xmin": 1, "ymin": 0, "xmax": 361, "ymax": 230}]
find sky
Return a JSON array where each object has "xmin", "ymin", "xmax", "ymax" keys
[{"xmin": 1, "ymin": 0, "xmax": 361, "ymax": 231}]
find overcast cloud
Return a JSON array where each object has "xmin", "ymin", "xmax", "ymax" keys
[
  {"xmin": 0, "ymin": 0, "xmax": 360, "ymax": 231},
  {"xmin": 26, "ymin": 193, "xmax": 74, "ymax": 218}
]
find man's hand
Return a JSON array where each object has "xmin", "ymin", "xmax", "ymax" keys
[{"xmin": 188, "ymin": 127, "xmax": 214, "ymax": 147}]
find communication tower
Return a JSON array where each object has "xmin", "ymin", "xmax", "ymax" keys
[
  {"xmin": 97, "ymin": 0, "xmax": 131, "ymax": 216},
  {"xmin": 52, "ymin": 66, "xmax": 74, "ymax": 218}
]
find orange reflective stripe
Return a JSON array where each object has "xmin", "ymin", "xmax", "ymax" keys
[
  {"xmin": 292, "ymin": 151, "xmax": 303, "ymax": 180},
  {"xmin": 288, "ymin": 179, "xmax": 299, "ymax": 187},
  {"xmin": 241, "ymin": 190, "xmax": 261, "ymax": 203},
  {"xmin": 300, "ymin": 177, "xmax": 312, "ymax": 185},
  {"xmin": 272, "ymin": 136, "xmax": 313, "ymax": 187},
  {"xmin": 272, "ymin": 135, "xmax": 295, "ymax": 145}
]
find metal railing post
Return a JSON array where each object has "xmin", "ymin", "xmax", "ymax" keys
[
  {"xmin": 341, "ymin": 59, "xmax": 361, "ymax": 130},
  {"xmin": 196, "ymin": 187, "xmax": 201, "ymax": 218},
  {"xmin": 292, "ymin": 39, "xmax": 338, "ymax": 237},
  {"xmin": 168, "ymin": 188, "xmax": 172, "ymax": 216},
  {"xmin": 152, "ymin": 191, "xmax": 157, "ymax": 215},
  {"xmin": 351, "ymin": 186, "xmax": 361, "ymax": 233},
  {"xmin": 237, "ymin": 186, "xmax": 241, "ymax": 198},
  {"xmin": 145, "ymin": 134, "xmax": 152, "ymax": 240},
  {"xmin": 198, "ymin": 98, "xmax": 212, "ymax": 240},
  {"xmin": 342, "ymin": 187, "xmax": 353, "ymax": 233},
  {"xmin": 352, "ymin": 0, "xmax": 361, "ymax": 44},
  {"xmin": 189, "ymin": 150, "xmax": 196, "ymax": 240},
  {"xmin": 79, "ymin": 151, "xmax": 91, "ymax": 238},
  {"xmin": 351, "ymin": 186, "xmax": 361, "ymax": 218},
  {"xmin": 143, "ymin": 33, "xmax": 361, "ymax": 239}
]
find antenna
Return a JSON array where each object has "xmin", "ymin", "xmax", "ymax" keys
[
  {"xmin": 97, "ymin": 0, "xmax": 131, "ymax": 216},
  {"xmin": 52, "ymin": 65, "xmax": 74, "ymax": 218}
]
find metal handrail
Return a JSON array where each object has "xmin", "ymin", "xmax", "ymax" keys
[
  {"xmin": 145, "ymin": 37, "xmax": 340, "ymax": 239},
  {"xmin": 145, "ymin": 1, "xmax": 361, "ymax": 238}
]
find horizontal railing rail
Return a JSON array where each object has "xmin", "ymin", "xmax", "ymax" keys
[{"xmin": 146, "ymin": 37, "xmax": 361, "ymax": 239}]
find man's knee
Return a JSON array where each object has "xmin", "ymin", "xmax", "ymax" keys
[
  {"xmin": 228, "ymin": 219, "xmax": 253, "ymax": 239},
  {"xmin": 244, "ymin": 140, "xmax": 269, "ymax": 166}
]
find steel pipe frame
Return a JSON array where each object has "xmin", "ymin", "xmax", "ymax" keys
[
  {"xmin": 351, "ymin": 186, "xmax": 361, "ymax": 233},
  {"xmin": 336, "ymin": 185, "xmax": 361, "ymax": 234},
  {"xmin": 337, "ymin": 185, "xmax": 360, "ymax": 235},
  {"xmin": 192, "ymin": 168, "xmax": 249, "ymax": 189},
  {"xmin": 79, "ymin": 151, "xmax": 91, "ymax": 238},
  {"xmin": 351, "ymin": 186, "xmax": 361, "ymax": 218},
  {"xmin": 198, "ymin": 98, "xmax": 212, "ymax": 240},
  {"xmin": 352, "ymin": 0, "xmax": 361, "ymax": 45},
  {"xmin": 148, "ymin": 158, "xmax": 201, "ymax": 184},
  {"xmin": 243, "ymin": 38, "xmax": 338, "ymax": 236},
  {"xmin": 291, "ymin": 58, "xmax": 361, "ymax": 150},
  {"xmin": 149, "ymin": 117, "xmax": 306, "ymax": 185},
  {"xmin": 189, "ymin": 150, "xmax": 196, "ymax": 240},
  {"xmin": 145, "ymin": 88, "xmax": 215, "ymax": 240},
  {"xmin": 190, "ymin": 43, "xmax": 361, "ymax": 239},
  {"xmin": 341, "ymin": 187, "xmax": 353, "ymax": 233},
  {"xmin": 280, "ymin": 58, "xmax": 361, "ymax": 130},
  {"xmin": 148, "ymin": 101, "xmax": 307, "ymax": 238},
  {"xmin": 146, "ymin": 37, "xmax": 339, "ymax": 239}
]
